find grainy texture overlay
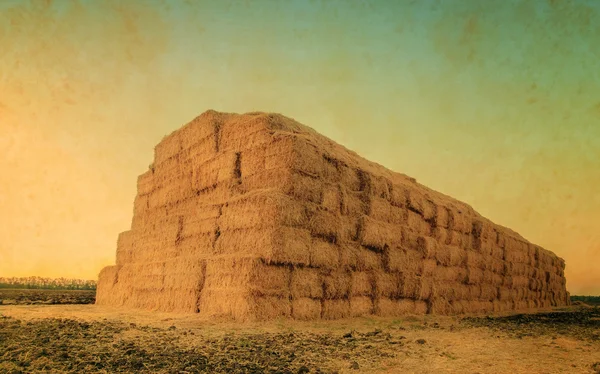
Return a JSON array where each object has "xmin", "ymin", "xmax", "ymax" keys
[{"xmin": 96, "ymin": 110, "xmax": 570, "ymax": 320}]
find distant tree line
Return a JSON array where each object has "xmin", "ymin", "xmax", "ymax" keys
[
  {"xmin": 0, "ymin": 276, "xmax": 96, "ymax": 290},
  {"xmin": 570, "ymin": 295, "xmax": 600, "ymax": 306}
]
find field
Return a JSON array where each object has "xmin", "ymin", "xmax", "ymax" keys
[
  {"xmin": 1, "ymin": 302, "xmax": 599, "ymax": 374},
  {"xmin": 0, "ymin": 289, "xmax": 96, "ymax": 305}
]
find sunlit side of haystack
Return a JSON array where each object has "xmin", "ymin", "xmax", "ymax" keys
[{"xmin": 96, "ymin": 110, "xmax": 570, "ymax": 320}]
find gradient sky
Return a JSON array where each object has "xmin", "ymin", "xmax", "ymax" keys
[{"xmin": 1, "ymin": 0, "xmax": 598, "ymax": 295}]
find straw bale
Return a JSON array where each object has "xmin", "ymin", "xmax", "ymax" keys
[
  {"xmin": 369, "ymin": 197, "xmax": 407, "ymax": 224},
  {"xmin": 422, "ymin": 259, "xmax": 437, "ymax": 277},
  {"xmin": 339, "ymin": 243, "xmax": 360, "ymax": 270},
  {"xmin": 163, "ymin": 256, "xmax": 205, "ymax": 287},
  {"xmin": 435, "ymin": 245, "xmax": 466, "ymax": 267},
  {"xmin": 290, "ymin": 173, "xmax": 323, "ymax": 203},
  {"xmin": 482, "ymin": 270, "xmax": 494, "ymax": 284},
  {"xmin": 339, "ymin": 165, "xmax": 361, "ymax": 191},
  {"xmin": 309, "ymin": 208, "xmax": 343, "ymax": 243},
  {"xmin": 177, "ymin": 233, "xmax": 215, "ymax": 257},
  {"xmin": 498, "ymin": 287, "xmax": 516, "ymax": 301},
  {"xmin": 466, "ymin": 267, "xmax": 484, "ymax": 285},
  {"xmin": 401, "ymin": 226, "xmax": 420, "ymax": 251},
  {"xmin": 290, "ymin": 268, "xmax": 323, "ymax": 299},
  {"xmin": 433, "ymin": 266, "xmax": 466, "ymax": 282},
  {"xmin": 502, "ymin": 275, "xmax": 514, "ymax": 288},
  {"xmin": 373, "ymin": 271, "xmax": 401, "ymax": 298},
  {"xmin": 178, "ymin": 135, "xmax": 219, "ymax": 173},
  {"xmin": 342, "ymin": 190, "xmax": 365, "ymax": 216},
  {"xmin": 471, "ymin": 219, "xmax": 495, "ymax": 240},
  {"xmin": 358, "ymin": 215, "xmax": 401, "ymax": 251},
  {"xmin": 473, "ymin": 237, "xmax": 494, "ymax": 256},
  {"xmin": 465, "ymin": 251, "xmax": 485, "ymax": 270},
  {"xmin": 178, "ymin": 118, "xmax": 215, "ymax": 151},
  {"xmin": 116, "ymin": 231, "xmax": 135, "ymax": 265},
  {"xmin": 449, "ymin": 300, "xmax": 468, "ymax": 314},
  {"xmin": 180, "ymin": 216, "xmax": 217, "ymax": 239},
  {"xmin": 512, "ymin": 263, "xmax": 528, "ymax": 276},
  {"xmin": 264, "ymin": 136, "xmax": 322, "ymax": 175},
  {"xmin": 466, "ymin": 284, "xmax": 482, "ymax": 299},
  {"xmin": 416, "ymin": 236, "xmax": 438, "ymax": 259},
  {"xmin": 407, "ymin": 188, "xmax": 427, "ymax": 215},
  {"xmin": 203, "ymin": 257, "xmax": 290, "ymax": 298},
  {"xmin": 133, "ymin": 194, "xmax": 149, "ymax": 217},
  {"xmin": 321, "ymin": 183, "xmax": 341, "ymax": 213},
  {"xmin": 357, "ymin": 246, "xmax": 384, "ymax": 270},
  {"xmin": 322, "ymin": 271, "xmax": 351, "ymax": 299},
  {"xmin": 447, "ymin": 207, "xmax": 472, "ymax": 234},
  {"xmin": 219, "ymin": 191, "xmax": 308, "ymax": 231},
  {"xmin": 490, "ymin": 245, "xmax": 504, "ymax": 260},
  {"xmin": 154, "ymin": 132, "xmax": 181, "ymax": 165},
  {"xmin": 96, "ymin": 266, "xmax": 121, "ymax": 305},
  {"xmin": 350, "ymin": 296, "xmax": 374, "ymax": 317},
  {"xmin": 479, "ymin": 284, "xmax": 498, "ymax": 300},
  {"xmin": 152, "ymin": 155, "xmax": 180, "ymax": 186},
  {"xmin": 199, "ymin": 290, "xmax": 291, "ymax": 321},
  {"xmin": 137, "ymin": 170, "xmax": 155, "ymax": 196},
  {"xmin": 375, "ymin": 298, "xmax": 417, "ymax": 316},
  {"xmin": 148, "ymin": 182, "xmax": 186, "ymax": 208},
  {"xmin": 157, "ymin": 289, "xmax": 202, "ymax": 312},
  {"xmin": 385, "ymin": 247, "xmax": 423, "ymax": 273},
  {"xmin": 488, "ymin": 257, "xmax": 504, "ymax": 274},
  {"xmin": 434, "ymin": 282, "xmax": 467, "ymax": 301},
  {"xmin": 400, "ymin": 273, "xmax": 434, "ymax": 300},
  {"xmin": 192, "ymin": 152, "xmax": 238, "ymax": 192},
  {"xmin": 292, "ymin": 298, "xmax": 322, "ymax": 320},
  {"xmin": 220, "ymin": 126, "xmax": 274, "ymax": 153},
  {"xmin": 216, "ymin": 227, "xmax": 311, "ymax": 265},
  {"xmin": 428, "ymin": 298, "xmax": 452, "ymax": 315},
  {"xmin": 322, "ymin": 299, "xmax": 351, "ymax": 319},
  {"xmin": 407, "ymin": 210, "xmax": 431, "ymax": 236},
  {"xmin": 350, "ymin": 272, "xmax": 373, "ymax": 296},
  {"xmin": 389, "ymin": 183, "xmax": 409, "ymax": 208},
  {"xmin": 308, "ymin": 239, "xmax": 340, "ymax": 269},
  {"xmin": 432, "ymin": 227, "xmax": 449, "ymax": 245}
]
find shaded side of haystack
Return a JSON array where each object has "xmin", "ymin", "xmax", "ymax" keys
[{"xmin": 96, "ymin": 110, "xmax": 570, "ymax": 320}]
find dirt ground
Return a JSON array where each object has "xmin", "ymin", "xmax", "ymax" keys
[
  {"xmin": 0, "ymin": 303, "xmax": 599, "ymax": 374},
  {"xmin": 0, "ymin": 289, "xmax": 95, "ymax": 305}
]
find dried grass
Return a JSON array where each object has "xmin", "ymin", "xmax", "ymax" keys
[
  {"xmin": 291, "ymin": 298, "xmax": 321, "ymax": 320},
  {"xmin": 350, "ymin": 296, "xmax": 374, "ymax": 317},
  {"xmin": 290, "ymin": 268, "xmax": 323, "ymax": 299},
  {"xmin": 322, "ymin": 299, "xmax": 351, "ymax": 319}
]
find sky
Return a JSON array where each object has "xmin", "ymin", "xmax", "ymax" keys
[{"xmin": 0, "ymin": 0, "xmax": 598, "ymax": 295}]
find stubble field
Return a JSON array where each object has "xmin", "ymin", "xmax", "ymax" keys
[{"xmin": 1, "ymin": 293, "xmax": 599, "ymax": 374}]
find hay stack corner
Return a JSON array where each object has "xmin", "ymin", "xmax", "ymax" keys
[{"xmin": 96, "ymin": 110, "xmax": 570, "ymax": 320}]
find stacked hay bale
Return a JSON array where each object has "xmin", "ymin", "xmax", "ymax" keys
[{"xmin": 96, "ymin": 110, "xmax": 570, "ymax": 320}]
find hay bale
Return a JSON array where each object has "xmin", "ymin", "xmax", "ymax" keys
[
  {"xmin": 466, "ymin": 267, "xmax": 484, "ymax": 285},
  {"xmin": 416, "ymin": 236, "xmax": 438, "ymax": 259},
  {"xmin": 321, "ymin": 183, "xmax": 341, "ymax": 213},
  {"xmin": 358, "ymin": 215, "xmax": 401, "ymax": 251},
  {"xmin": 401, "ymin": 227, "xmax": 420, "ymax": 251},
  {"xmin": 428, "ymin": 298, "xmax": 452, "ymax": 315},
  {"xmin": 309, "ymin": 239, "xmax": 340, "ymax": 270},
  {"xmin": 385, "ymin": 247, "xmax": 423, "ymax": 273},
  {"xmin": 292, "ymin": 298, "xmax": 322, "ymax": 320},
  {"xmin": 369, "ymin": 197, "xmax": 407, "ymax": 224},
  {"xmin": 219, "ymin": 191, "xmax": 308, "ymax": 231},
  {"xmin": 308, "ymin": 208, "xmax": 343, "ymax": 243},
  {"xmin": 422, "ymin": 259, "xmax": 437, "ymax": 277},
  {"xmin": 322, "ymin": 271, "xmax": 351, "ymax": 299},
  {"xmin": 480, "ymin": 284, "xmax": 498, "ymax": 300},
  {"xmin": 116, "ymin": 231, "xmax": 135, "ymax": 265},
  {"xmin": 322, "ymin": 299, "xmax": 351, "ymax": 319},
  {"xmin": 433, "ymin": 266, "xmax": 467, "ymax": 283},
  {"xmin": 435, "ymin": 245, "xmax": 466, "ymax": 267},
  {"xmin": 389, "ymin": 183, "xmax": 409, "ymax": 208},
  {"xmin": 154, "ymin": 131, "xmax": 182, "ymax": 165},
  {"xmin": 373, "ymin": 271, "xmax": 401, "ymax": 298},
  {"xmin": 465, "ymin": 251, "xmax": 485, "ymax": 270},
  {"xmin": 400, "ymin": 273, "xmax": 434, "ymax": 300},
  {"xmin": 357, "ymin": 246, "xmax": 384, "ymax": 271},
  {"xmin": 375, "ymin": 298, "xmax": 417, "ymax": 316},
  {"xmin": 350, "ymin": 296, "xmax": 374, "ymax": 317},
  {"xmin": 350, "ymin": 272, "xmax": 373, "ymax": 297},
  {"xmin": 176, "ymin": 233, "xmax": 215, "ymax": 257},
  {"xmin": 407, "ymin": 210, "xmax": 431, "ymax": 236},
  {"xmin": 291, "ymin": 268, "xmax": 323, "ymax": 299},
  {"xmin": 342, "ymin": 190, "xmax": 366, "ymax": 216}
]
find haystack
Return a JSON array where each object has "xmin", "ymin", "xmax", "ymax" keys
[{"xmin": 96, "ymin": 110, "xmax": 570, "ymax": 320}]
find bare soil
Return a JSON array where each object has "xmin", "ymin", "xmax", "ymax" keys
[
  {"xmin": 1, "ymin": 303, "xmax": 599, "ymax": 373},
  {"xmin": 0, "ymin": 289, "xmax": 95, "ymax": 305}
]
